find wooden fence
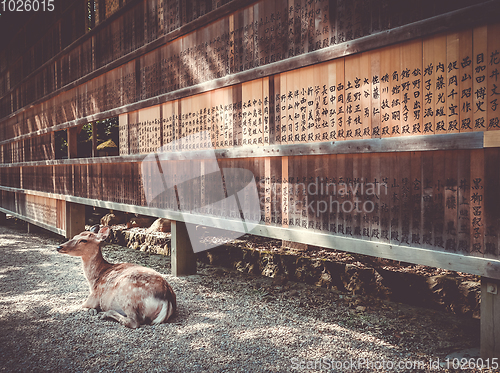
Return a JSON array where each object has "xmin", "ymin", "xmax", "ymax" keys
[{"xmin": 1, "ymin": 0, "xmax": 500, "ymax": 357}]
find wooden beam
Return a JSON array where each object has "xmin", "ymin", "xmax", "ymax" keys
[
  {"xmin": 0, "ymin": 132, "xmax": 485, "ymax": 167},
  {"xmin": 171, "ymin": 220, "xmax": 197, "ymax": 276},
  {"xmin": 65, "ymin": 201, "xmax": 86, "ymax": 239},
  {"xmin": 481, "ymin": 277, "xmax": 500, "ymax": 358},
  {"xmin": 67, "ymin": 127, "xmax": 78, "ymax": 159},
  {"xmin": 1, "ymin": 1, "xmax": 499, "ymax": 135},
  {"xmin": 484, "ymin": 131, "xmax": 500, "ymax": 148},
  {"xmin": 2, "ymin": 185, "xmax": 500, "ymax": 279},
  {"xmin": 0, "ymin": 206, "xmax": 65, "ymax": 236}
]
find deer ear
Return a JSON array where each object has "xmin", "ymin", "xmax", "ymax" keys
[{"xmin": 96, "ymin": 226, "xmax": 110, "ymax": 242}]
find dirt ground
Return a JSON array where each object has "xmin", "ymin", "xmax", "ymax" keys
[{"xmin": 0, "ymin": 219, "xmax": 490, "ymax": 372}]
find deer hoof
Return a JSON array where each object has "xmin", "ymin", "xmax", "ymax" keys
[{"xmin": 88, "ymin": 308, "xmax": 98, "ymax": 316}]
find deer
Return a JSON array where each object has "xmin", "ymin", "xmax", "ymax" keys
[{"xmin": 56, "ymin": 225, "xmax": 176, "ymax": 328}]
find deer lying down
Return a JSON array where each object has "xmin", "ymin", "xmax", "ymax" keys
[{"xmin": 56, "ymin": 225, "xmax": 176, "ymax": 328}]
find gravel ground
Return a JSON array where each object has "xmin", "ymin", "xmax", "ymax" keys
[{"xmin": 0, "ymin": 221, "xmax": 490, "ymax": 373}]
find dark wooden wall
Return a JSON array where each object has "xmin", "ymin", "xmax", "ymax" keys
[{"xmin": 1, "ymin": 0, "xmax": 500, "ymax": 278}]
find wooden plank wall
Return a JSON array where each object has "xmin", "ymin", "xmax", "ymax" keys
[
  {"xmin": 0, "ymin": 0, "xmax": 500, "ymax": 275},
  {"xmin": 0, "ymin": 189, "xmax": 66, "ymax": 233},
  {"xmin": 0, "ymin": 0, "xmax": 496, "ymax": 140},
  {"xmin": 0, "ymin": 147, "xmax": 499, "ymax": 260},
  {"xmin": 2, "ymin": 21, "xmax": 499, "ymax": 147},
  {"xmin": 96, "ymin": 25, "xmax": 498, "ymax": 157}
]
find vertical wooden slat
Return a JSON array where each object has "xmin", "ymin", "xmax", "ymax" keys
[
  {"xmin": 387, "ymin": 152, "xmax": 399, "ymax": 244},
  {"xmin": 369, "ymin": 153, "xmax": 381, "ymax": 242},
  {"xmin": 444, "ymin": 150, "xmax": 459, "ymax": 252},
  {"xmin": 370, "ymin": 50, "xmax": 381, "ymax": 138},
  {"xmin": 344, "ymin": 54, "xmax": 360, "ymax": 140},
  {"xmin": 315, "ymin": 63, "xmax": 328, "ymax": 143},
  {"xmin": 344, "ymin": 153, "xmax": 353, "ymax": 238},
  {"xmin": 399, "ymin": 152, "xmax": 411, "ymax": 245},
  {"xmin": 456, "ymin": 150, "xmax": 471, "ymax": 254},
  {"xmin": 264, "ymin": 157, "xmax": 271, "ymax": 225},
  {"xmin": 401, "ymin": 39, "xmax": 423, "ymax": 136},
  {"xmin": 359, "ymin": 52, "xmax": 372, "ymax": 139},
  {"xmin": 487, "ymin": 24, "xmax": 500, "ymax": 131},
  {"xmin": 458, "ymin": 29, "xmax": 473, "ymax": 133},
  {"xmin": 432, "ymin": 151, "xmax": 445, "ymax": 250},
  {"xmin": 470, "ymin": 149, "xmax": 485, "ymax": 256},
  {"xmin": 389, "ymin": 44, "xmax": 402, "ymax": 137},
  {"xmin": 421, "ymin": 151, "xmax": 434, "ymax": 250},
  {"xmin": 293, "ymin": 68, "xmax": 303, "ymax": 144},
  {"xmin": 336, "ymin": 58, "xmax": 345, "ymax": 140},
  {"xmin": 326, "ymin": 60, "xmax": 337, "ymax": 141},
  {"xmin": 232, "ymin": 86, "xmax": 242, "ymax": 147},
  {"xmin": 446, "ymin": 32, "xmax": 460, "ymax": 133},
  {"xmin": 279, "ymin": 73, "xmax": 287, "ymax": 144},
  {"xmin": 262, "ymin": 77, "xmax": 270, "ymax": 146},
  {"xmin": 484, "ymin": 148, "xmax": 500, "ymax": 258},
  {"xmin": 423, "ymin": 33, "xmax": 447, "ymax": 135},
  {"xmin": 352, "ymin": 153, "xmax": 362, "ymax": 238},
  {"xmin": 473, "ymin": 26, "xmax": 488, "ymax": 132},
  {"xmin": 379, "ymin": 45, "xmax": 391, "ymax": 138},
  {"xmin": 378, "ymin": 153, "xmax": 389, "ymax": 243}
]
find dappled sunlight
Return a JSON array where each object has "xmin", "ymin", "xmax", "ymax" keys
[
  {"xmin": 0, "ymin": 238, "xmax": 24, "ymax": 246},
  {"xmin": 177, "ymin": 322, "xmax": 216, "ymax": 336},
  {"xmin": 196, "ymin": 311, "xmax": 227, "ymax": 320},
  {"xmin": 233, "ymin": 325, "xmax": 301, "ymax": 344},
  {"xmin": 188, "ymin": 336, "xmax": 213, "ymax": 351},
  {"xmin": 0, "ymin": 266, "xmax": 23, "ymax": 273},
  {"xmin": 0, "ymin": 223, "xmax": 481, "ymax": 372}
]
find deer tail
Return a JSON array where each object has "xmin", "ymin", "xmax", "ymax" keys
[{"xmin": 151, "ymin": 300, "xmax": 175, "ymax": 325}]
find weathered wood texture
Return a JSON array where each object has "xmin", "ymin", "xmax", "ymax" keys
[
  {"xmin": 2, "ymin": 20, "xmax": 500, "ymax": 154},
  {"xmin": 1, "ymin": 0, "xmax": 500, "ymax": 358},
  {"xmin": 1, "ymin": 148, "xmax": 499, "ymax": 261},
  {"xmin": 1, "ymin": 0, "xmax": 499, "ymax": 143},
  {"xmin": 0, "ymin": 190, "xmax": 66, "ymax": 235},
  {"xmin": 481, "ymin": 278, "xmax": 500, "ymax": 357},
  {"xmin": 0, "ymin": 1, "xmax": 500, "ymax": 277}
]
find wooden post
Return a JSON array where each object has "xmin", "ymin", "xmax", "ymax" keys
[
  {"xmin": 481, "ymin": 277, "xmax": 500, "ymax": 358},
  {"xmin": 92, "ymin": 123, "xmax": 97, "ymax": 158},
  {"xmin": 171, "ymin": 220, "xmax": 197, "ymax": 276},
  {"xmin": 50, "ymin": 132, "xmax": 56, "ymax": 160},
  {"xmin": 67, "ymin": 127, "xmax": 78, "ymax": 159},
  {"xmin": 65, "ymin": 202, "xmax": 86, "ymax": 239}
]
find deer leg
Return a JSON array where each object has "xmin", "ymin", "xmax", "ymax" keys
[
  {"xmin": 100, "ymin": 310, "xmax": 140, "ymax": 329},
  {"xmin": 82, "ymin": 295, "xmax": 100, "ymax": 315}
]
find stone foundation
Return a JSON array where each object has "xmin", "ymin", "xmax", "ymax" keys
[{"xmin": 104, "ymin": 225, "xmax": 480, "ymax": 319}]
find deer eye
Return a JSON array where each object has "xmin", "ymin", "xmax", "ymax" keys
[{"xmin": 80, "ymin": 239, "xmax": 88, "ymax": 244}]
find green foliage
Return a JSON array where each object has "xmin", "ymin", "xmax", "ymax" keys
[
  {"xmin": 54, "ymin": 130, "xmax": 67, "ymax": 159},
  {"xmin": 55, "ymin": 117, "xmax": 119, "ymax": 159}
]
